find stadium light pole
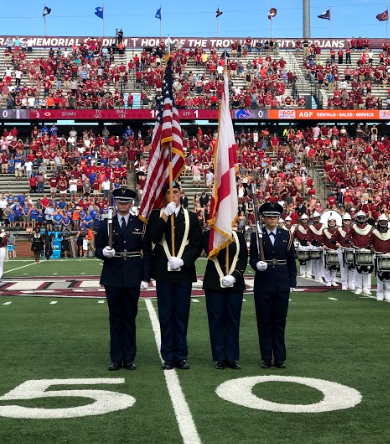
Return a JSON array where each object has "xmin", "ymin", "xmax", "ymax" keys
[{"xmin": 303, "ymin": 0, "xmax": 311, "ymax": 38}]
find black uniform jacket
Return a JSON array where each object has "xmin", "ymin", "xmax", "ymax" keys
[
  {"xmin": 148, "ymin": 207, "xmax": 202, "ymax": 283},
  {"xmin": 249, "ymin": 227, "xmax": 297, "ymax": 292},
  {"xmin": 95, "ymin": 215, "xmax": 151, "ymax": 287},
  {"xmin": 202, "ymin": 230, "xmax": 248, "ymax": 292}
]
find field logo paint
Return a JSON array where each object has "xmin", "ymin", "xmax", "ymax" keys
[
  {"xmin": 0, "ymin": 378, "xmax": 135, "ymax": 419},
  {"xmin": 216, "ymin": 376, "xmax": 362, "ymax": 413}
]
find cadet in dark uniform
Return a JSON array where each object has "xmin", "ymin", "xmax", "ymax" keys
[
  {"xmin": 95, "ymin": 188, "xmax": 151, "ymax": 371},
  {"xmin": 249, "ymin": 202, "xmax": 297, "ymax": 369},
  {"xmin": 202, "ymin": 229, "xmax": 248, "ymax": 369},
  {"xmin": 148, "ymin": 183, "xmax": 202, "ymax": 370}
]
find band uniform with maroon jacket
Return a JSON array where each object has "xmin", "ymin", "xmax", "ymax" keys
[
  {"xmin": 202, "ymin": 230, "xmax": 248, "ymax": 370},
  {"xmin": 372, "ymin": 214, "xmax": 390, "ymax": 301},
  {"xmin": 95, "ymin": 188, "xmax": 151, "ymax": 371},
  {"xmin": 249, "ymin": 202, "xmax": 297, "ymax": 369},
  {"xmin": 336, "ymin": 213, "xmax": 354, "ymax": 291}
]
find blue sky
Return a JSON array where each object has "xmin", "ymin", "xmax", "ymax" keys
[{"xmin": 1, "ymin": 0, "xmax": 390, "ymax": 39}]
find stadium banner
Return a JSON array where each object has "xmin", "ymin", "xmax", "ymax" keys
[
  {"xmin": 232, "ymin": 109, "xmax": 269, "ymax": 119},
  {"xmin": 28, "ymin": 109, "xmax": 220, "ymax": 120},
  {"xmin": 0, "ymin": 36, "xmax": 389, "ymax": 49},
  {"xmin": 0, "ymin": 109, "xmax": 29, "ymax": 120}
]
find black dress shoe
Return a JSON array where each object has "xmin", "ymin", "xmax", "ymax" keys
[
  {"xmin": 225, "ymin": 359, "xmax": 241, "ymax": 370},
  {"xmin": 274, "ymin": 359, "xmax": 286, "ymax": 368},
  {"xmin": 161, "ymin": 361, "xmax": 174, "ymax": 370},
  {"xmin": 175, "ymin": 360, "xmax": 190, "ymax": 370},
  {"xmin": 215, "ymin": 360, "xmax": 226, "ymax": 370},
  {"xmin": 124, "ymin": 361, "xmax": 136, "ymax": 370},
  {"xmin": 108, "ymin": 362, "xmax": 121, "ymax": 371},
  {"xmin": 261, "ymin": 359, "xmax": 272, "ymax": 369}
]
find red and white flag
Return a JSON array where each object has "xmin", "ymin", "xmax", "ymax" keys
[
  {"xmin": 139, "ymin": 59, "xmax": 185, "ymax": 223},
  {"xmin": 376, "ymin": 9, "xmax": 388, "ymax": 21},
  {"xmin": 268, "ymin": 7, "xmax": 277, "ymax": 19},
  {"xmin": 208, "ymin": 73, "xmax": 238, "ymax": 259}
]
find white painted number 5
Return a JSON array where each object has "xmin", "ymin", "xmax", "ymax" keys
[{"xmin": 0, "ymin": 378, "xmax": 135, "ymax": 419}]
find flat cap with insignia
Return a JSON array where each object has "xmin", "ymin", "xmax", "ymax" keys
[
  {"xmin": 112, "ymin": 187, "xmax": 137, "ymax": 203},
  {"xmin": 162, "ymin": 181, "xmax": 181, "ymax": 195},
  {"xmin": 259, "ymin": 202, "xmax": 283, "ymax": 217}
]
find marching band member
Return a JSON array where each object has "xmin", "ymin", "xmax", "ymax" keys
[
  {"xmin": 322, "ymin": 214, "xmax": 339, "ymax": 287},
  {"xmin": 336, "ymin": 213, "xmax": 355, "ymax": 291},
  {"xmin": 351, "ymin": 210, "xmax": 374, "ymax": 296},
  {"xmin": 294, "ymin": 214, "xmax": 312, "ymax": 278},
  {"xmin": 284, "ymin": 216, "xmax": 295, "ymax": 234},
  {"xmin": 0, "ymin": 227, "xmax": 8, "ymax": 280},
  {"xmin": 372, "ymin": 214, "xmax": 390, "ymax": 302},
  {"xmin": 309, "ymin": 211, "xmax": 325, "ymax": 282}
]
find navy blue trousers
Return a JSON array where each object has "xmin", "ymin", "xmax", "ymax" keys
[
  {"xmin": 254, "ymin": 291, "xmax": 289, "ymax": 361},
  {"xmin": 105, "ymin": 286, "xmax": 140, "ymax": 363},
  {"xmin": 205, "ymin": 290, "xmax": 243, "ymax": 361},
  {"xmin": 156, "ymin": 281, "xmax": 192, "ymax": 362}
]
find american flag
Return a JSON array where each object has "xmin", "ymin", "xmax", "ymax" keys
[{"xmin": 139, "ymin": 59, "xmax": 185, "ymax": 223}]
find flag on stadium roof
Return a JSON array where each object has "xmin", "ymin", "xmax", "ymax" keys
[
  {"xmin": 94, "ymin": 7, "xmax": 104, "ymax": 19},
  {"xmin": 376, "ymin": 9, "xmax": 389, "ymax": 21},
  {"xmin": 155, "ymin": 7, "xmax": 162, "ymax": 20},
  {"xmin": 43, "ymin": 6, "xmax": 51, "ymax": 16},
  {"xmin": 268, "ymin": 7, "xmax": 277, "ymax": 19},
  {"xmin": 318, "ymin": 9, "xmax": 330, "ymax": 20},
  {"xmin": 216, "ymin": 8, "xmax": 223, "ymax": 18},
  {"xmin": 139, "ymin": 59, "xmax": 185, "ymax": 224},
  {"xmin": 208, "ymin": 72, "xmax": 239, "ymax": 259}
]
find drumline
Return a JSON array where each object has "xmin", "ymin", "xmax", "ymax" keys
[{"xmin": 296, "ymin": 246, "xmax": 390, "ymax": 279}]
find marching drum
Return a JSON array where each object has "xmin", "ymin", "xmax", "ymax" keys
[
  {"xmin": 310, "ymin": 247, "xmax": 323, "ymax": 260},
  {"xmin": 343, "ymin": 248, "xmax": 355, "ymax": 269},
  {"xmin": 296, "ymin": 248, "xmax": 311, "ymax": 264},
  {"xmin": 325, "ymin": 250, "xmax": 340, "ymax": 270},
  {"xmin": 376, "ymin": 253, "xmax": 390, "ymax": 281},
  {"xmin": 355, "ymin": 249, "xmax": 374, "ymax": 274}
]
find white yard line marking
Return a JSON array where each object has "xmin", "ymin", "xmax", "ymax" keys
[
  {"xmin": 328, "ymin": 297, "xmax": 338, "ymax": 301},
  {"xmin": 145, "ymin": 299, "xmax": 202, "ymax": 444},
  {"xmin": 98, "ymin": 300, "xmax": 105, "ymax": 304},
  {"xmin": 3, "ymin": 302, "xmax": 12, "ymax": 305},
  {"xmin": 192, "ymin": 299, "xmax": 200, "ymax": 303},
  {"xmin": 49, "ymin": 301, "xmax": 57, "ymax": 305},
  {"xmin": 3, "ymin": 262, "xmax": 39, "ymax": 275}
]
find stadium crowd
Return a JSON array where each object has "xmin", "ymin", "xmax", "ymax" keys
[{"xmin": 0, "ymin": 37, "xmax": 306, "ymax": 110}]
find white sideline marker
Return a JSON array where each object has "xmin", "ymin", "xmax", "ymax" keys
[
  {"xmin": 145, "ymin": 299, "xmax": 202, "ymax": 444},
  {"xmin": 50, "ymin": 301, "xmax": 58, "ymax": 305},
  {"xmin": 3, "ymin": 302, "xmax": 12, "ymax": 305}
]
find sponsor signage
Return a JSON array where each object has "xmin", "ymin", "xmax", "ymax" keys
[{"xmin": 0, "ymin": 36, "xmax": 388, "ymax": 49}]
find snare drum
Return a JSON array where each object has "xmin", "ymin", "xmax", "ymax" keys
[
  {"xmin": 376, "ymin": 253, "xmax": 390, "ymax": 281},
  {"xmin": 296, "ymin": 248, "xmax": 311, "ymax": 264},
  {"xmin": 343, "ymin": 248, "xmax": 355, "ymax": 269},
  {"xmin": 310, "ymin": 247, "xmax": 322, "ymax": 260},
  {"xmin": 325, "ymin": 249, "xmax": 340, "ymax": 270},
  {"xmin": 355, "ymin": 248, "xmax": 374, "ymax": 274}
]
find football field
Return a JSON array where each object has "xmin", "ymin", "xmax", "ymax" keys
[{"xmin": 0, "ymin": 259, "xmax": 389, "ymax": 444}]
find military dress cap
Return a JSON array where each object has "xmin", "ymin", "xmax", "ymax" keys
[
  {"xmin": 259, "ymin": 202, "xmax": 283, "ymax": 217},
  {"xmin": 112, "ymin": 187, "xmax": 137, "ymax": 203},
  {"xmin": 162, "ymin": 181, "xmax": 181, "ymax": 195}
]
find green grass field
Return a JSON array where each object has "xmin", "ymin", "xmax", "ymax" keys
[{"xmin": 0, "ymin": 259, "xmax": 389, "ymax": 444}]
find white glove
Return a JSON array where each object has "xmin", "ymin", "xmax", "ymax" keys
[
  {"xmin": 140, "ymin": 281, "xmax": 149, "ymax": 290},
  {"xmin": 290, "ymin": 288, "xmax": 296, "ymax": 292},
  {"xmin": 169, "ymin": 257, "xmax": 184, "ymax": 270},
  {"xmin": 222, "ymin": 275, "xmax": 236, "ymax": 286},
  {"xmin": 256, "ymin": 261, "xmax": 268, "ymax": 272},
  {"xmin": 164, "ymin": 202, "xmax": 177, "ymax": 216},
  {"xmin": 103, "ymin": 247, "xmax": 116, "ymax": 258}
]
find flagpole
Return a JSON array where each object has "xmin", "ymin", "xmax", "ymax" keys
[
  {"xmin": 329, "ymin": 5, "xmax": 332, "ymax": 38},
  {"xmin": 270, "ymin": 5, "xmax": 273, "ymax": 39},
  {"xmin": 44, "ymin": 3, "xmax": 46, "ymax": 37},
  {"xmin": 217, "ymin": 5, "xmax": 220, "ymax": 37},
  {"xmin": 160, "ymin": 5, "xmax": 162, "ymax": 39},
  {"xmin": 387, "ymin": 6, "xmax": 389, "ymax": 39},
  {"xmin": 103, "ymin": 4, "xmax": 105, "ymax": 37}
]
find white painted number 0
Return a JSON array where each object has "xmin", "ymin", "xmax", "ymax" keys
[{"xmin": 0, "ymin": 378, "xmax": 135, "ymax": 419}]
